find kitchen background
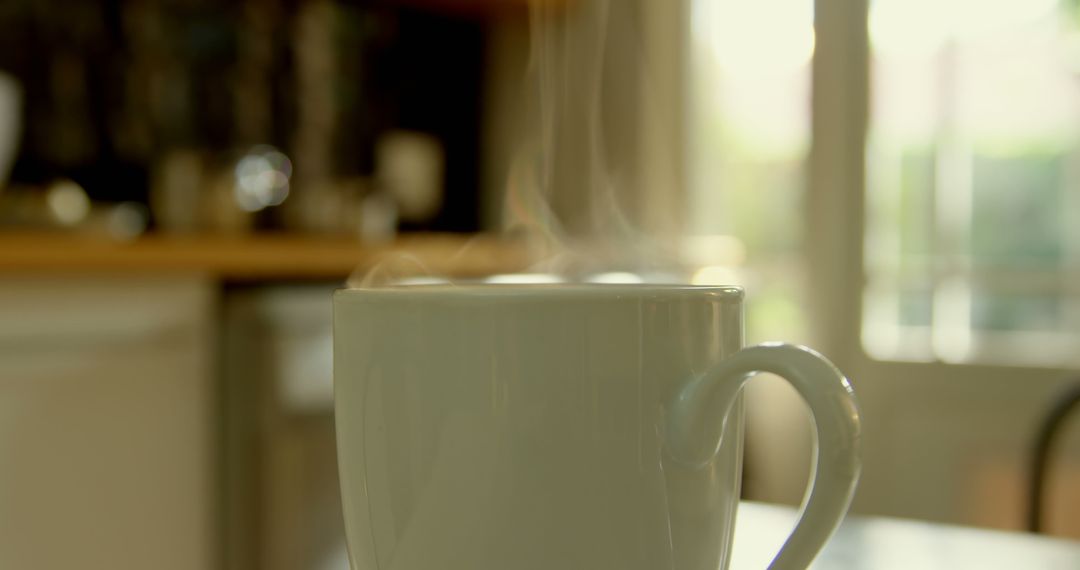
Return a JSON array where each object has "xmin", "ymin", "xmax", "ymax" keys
[{"xmin": 1, "ymin": 0, "xmax": 1079, "ymax": 569}]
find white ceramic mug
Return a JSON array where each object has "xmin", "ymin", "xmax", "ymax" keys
[{"xmin": 334, "ymin": 285, "xmax": 860, "ymax": 570}]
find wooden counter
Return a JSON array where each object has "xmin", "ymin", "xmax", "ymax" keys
[{"xmin": 0, "ymin": 232, "xmax": 529, "ymax": 281}]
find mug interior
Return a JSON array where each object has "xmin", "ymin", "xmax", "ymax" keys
[{"xmin": 336, "ymin": 282, "xmax": 744, "ymax": 300}]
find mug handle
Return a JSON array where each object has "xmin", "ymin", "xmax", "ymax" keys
[{"xmin": 667, "ymin": 343, "xmax": 861, "ymax": 570}]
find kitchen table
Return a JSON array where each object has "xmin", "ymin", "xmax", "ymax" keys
[{"xmin": 732, "ymin": 501, "xmax": 1080, "ymax": 569}]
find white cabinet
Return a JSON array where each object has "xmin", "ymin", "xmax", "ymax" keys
[{"xmin": 0, "ymin": 277, "xmax": 216, "ymax": 570}]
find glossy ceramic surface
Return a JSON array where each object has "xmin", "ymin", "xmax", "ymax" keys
[{"xmin": 334, "ymin": 285, "xmax": 860, "ymax": 570}]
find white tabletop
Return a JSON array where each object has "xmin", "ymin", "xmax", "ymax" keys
[{"xmin": 731, "ymin": 502, "xmax": 1080, "ymax": 569}]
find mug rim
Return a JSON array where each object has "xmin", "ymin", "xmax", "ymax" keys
[{"xmin": 335, "ymin": 283, "xmax": 744, "ymax": 301}]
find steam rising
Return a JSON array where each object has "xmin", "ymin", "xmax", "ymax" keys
[
  {"xmin": 505, "ymin": 0, "xmax": 681, "ymax": 278},
  {"xmin": 352, "ymin": 0, "xmax": 688, "ymax": 288}
]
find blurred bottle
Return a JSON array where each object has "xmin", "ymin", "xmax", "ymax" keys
[
  {"xmin": 151, "ymin": 149, "xmax": 208, "ymax": 233},
  {"xmin": 152, "ymin": 145, "xmax": 297, "ymax": 235},
  {"xmin": 0, "ymin": 72, "xmax": 21, "ymax": 193},
  {"xmin": 0, "ymin": 179, "xmax": 148, "ymax": 240},
  {"xmin": 376, "ymin": 130, "xmax": 444, "ymax": 227}
]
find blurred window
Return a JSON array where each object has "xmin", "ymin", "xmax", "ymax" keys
[
  {"xmin": 863, "ymin": 0, "xmax": 1080, "ymax": 364},
  {"xmin": 691, "ymin": 0, "xmax": 1080, "ymax": 364},
  {"xmin": 687, "ymin": 0, "xmax": 814, "ymax": 343}
]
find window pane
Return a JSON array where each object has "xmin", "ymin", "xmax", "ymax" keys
[
  {"xmin": 900, "ymin": 287, "xmax": 935, "ymax": 328},
  {"xmin": 972, "ymin": 291, "xmax": 1063, "ymax": 332},
  {"xmin": 688, "ymin": 0, "xmax": 813, "ymax": 343},
  {"xmin": 897, "ymin": 151, "xmax": 936, "ymax": 261},
  {"xmin": 971, "ymin": 154, "xmax": 1065, "ymax": 268},
  {"xmin": 864, "ymin": 0, "xmax": 1080, "ymax": 363}
]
